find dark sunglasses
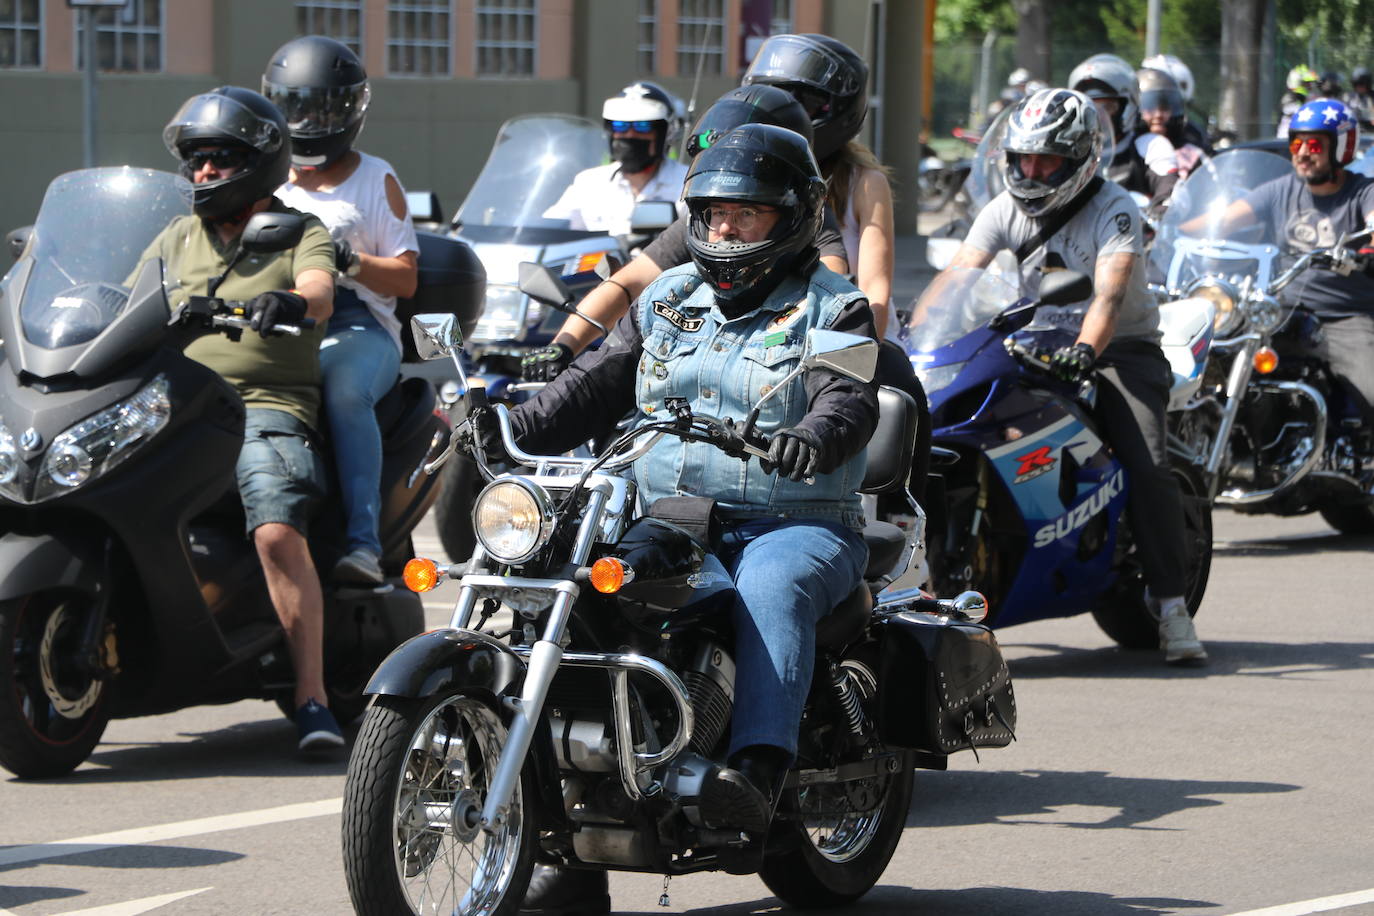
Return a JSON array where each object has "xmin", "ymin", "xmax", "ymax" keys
[
  {"xmin": 1289, "ymin": 135, "xmax": 1328, "ymax": 156},
  {"xmin": 183, "ymin": 147, "xmax": 252, "ymax": 170},
  {"xmin": 609, "ymin": 120, "xmax": 655, "ymax": 133}
]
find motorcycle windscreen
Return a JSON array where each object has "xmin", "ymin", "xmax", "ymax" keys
[
  {"xmin": 455, "ymin": 114, "xmax": 610, "ymax": 231},
  {"xmin": 13, "ymin": 168, "xmax": 191, "ymax": 350}
]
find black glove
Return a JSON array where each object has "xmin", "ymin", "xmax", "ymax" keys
[
  {"xmin": 760, "ymin": 428, "xmax": 823, "ymax": 482},
  {"xmin": 247, "ymin": 289, "xmax": 309, "ymax": 338},
  {"xmin": 1049, "ymin": 342, "xmax": 1097, "ymax": 384},
  {"xmin": 456, "ymin": 406, "xmax": 509, "ymax": 465},
  {"xmin": 520, "ymin": 343, "xmax": 574, "ymax": 382},
  {"xmin": 333, "ymin": 238, "xmax": 361, "ymax": 277}
]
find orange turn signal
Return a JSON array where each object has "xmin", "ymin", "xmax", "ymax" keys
[
  {"xmin": 1253, "ymin": 346, "xmax": 1279, "ymax": 375},
  {"xmin": 574, "ymin": 251, "xmax": 610, "ymax": 274},
  {"xmin": 589, "ymin": 557, "xmax": 631, "ymax": 594},
  {"xmin": 403, "ymin": 557, "xmax": 441, "ymax": 593}
]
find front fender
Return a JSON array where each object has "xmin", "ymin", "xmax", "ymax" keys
[
  {"xmin": 365, "ymin": 628, "xmax": 525, "ymax": 700},
  {"xmin": 0, "ymin": 531, "xmax": 104, "ymax": 603}
]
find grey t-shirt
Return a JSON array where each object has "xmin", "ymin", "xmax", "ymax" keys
[
  {"xmin": 1244, "ymin": 171, "xmax": 1374, "ymax": 318},
  {"xmin": 643, "ymin": 206, "xmax": 849, "ymax": 270},
  {"xmin": 964, "ymin": 181, "xmax": 1159, "ymax": 342}
]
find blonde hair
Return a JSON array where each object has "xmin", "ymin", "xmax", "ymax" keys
[{"xmin": 823, "ymin": 139, "xmax": 892, "ymax": 227}]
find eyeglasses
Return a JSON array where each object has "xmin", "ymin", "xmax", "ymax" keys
[
  {"xmin": 703, "ymin": 205, "xmax": 780, "ymax": 231},
  {"xmin": 183, "ymin": 147, "xmax": 252, "ymax": 171},
  {"xmin": 1289, "ymin": 135, "xmax": 1328, "ymax": 156},
  {"xmin": 608, "ymin": 120, "xmax": 655, "ymax": 133}
]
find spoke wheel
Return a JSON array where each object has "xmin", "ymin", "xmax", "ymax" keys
[
  {"xmin": 343, "ymin": 692, "xmax": 536, "ymax": 916},
  {"xmin": 0, "ymin": 593, "xmax": 113, "ymax": 779}
]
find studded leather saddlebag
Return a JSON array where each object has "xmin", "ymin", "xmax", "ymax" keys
[{"xmin": 872, "ymin": 608, "xmax": 1017, "ymax": 755}]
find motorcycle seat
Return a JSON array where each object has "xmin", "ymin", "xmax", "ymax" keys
[
  {"xmin": 817, "ymin": 584, "xmax": 871, "ymax": 650},
  {"xmin": 862, "ymin": 520, "xmax": 907, "ymax": 579},
  {"xmin": 375, "ymin": 376, "xmax": 440, "ymax": 452}
]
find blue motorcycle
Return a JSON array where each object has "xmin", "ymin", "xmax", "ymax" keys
[{"xmin": 904, "ymin": 267, "xmax": 1212, "ymax": 648}]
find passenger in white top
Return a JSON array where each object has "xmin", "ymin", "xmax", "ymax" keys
[
  {"xmin": 263, "ymin": 35, "xmax": 419, "ymax": 586},
  {"xmin": 543, "ymin": 82, "xmax": 689, "ymax": 236}
]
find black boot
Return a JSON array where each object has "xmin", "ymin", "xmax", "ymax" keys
[
  {"xmin": 699, "ymin": 745, "xmax": 788, "ymax": 836},
  {"xmin": 518, "ymin": 864, "xmax": 610, "ymax": 916}
]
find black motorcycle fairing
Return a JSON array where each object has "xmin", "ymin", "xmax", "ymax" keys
[{"xmin": 0, "ymin": 530, "xmax": 105, "ymax": 603}]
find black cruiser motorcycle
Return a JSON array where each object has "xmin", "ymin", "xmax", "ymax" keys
[
  {"xmin": 340, "ymin": 307, "xmax": 1018, "ymax": 915},
  {"xmin": 0, "ymin": 168, "xmax": 440, "ymax": 778}
]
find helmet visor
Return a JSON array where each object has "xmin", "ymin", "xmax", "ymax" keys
[
  {"xmin": 261, "ymin": 80, "xmax": 370, "ymax": 138},
  {"xmin": 163, "ymin": 92, "xmax": 284, "ymax": 156},
  {"xmin": 1139, "ymin": 88, "xmax": 1184, "ymax": 117},
  {"xmin": 745, "ymin": 35, "xmax": 859, "ymax": 96}
]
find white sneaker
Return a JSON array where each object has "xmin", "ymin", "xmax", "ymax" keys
[{"xmin": 1158, "ymin": 603, "xmax": 1207, "ymax": 665}]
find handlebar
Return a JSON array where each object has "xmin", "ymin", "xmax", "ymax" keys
[{"xmin": 178, "ymin": 295, "xmax": 316, "ymax": 338}]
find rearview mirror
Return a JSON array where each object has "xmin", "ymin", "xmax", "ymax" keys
[
  {"xmin": 240, "ymin": 212, "xmax": 305, "ymax": 255},
  {"xmin": 518, "ymin": 261, "xmax": 575, "ymax": 310},
  {"xmin": 410, "ymin": 313, "xmax": 463, "ymax": 360},
  {"xmin": 801, "ymin": 329, "xmax": 878, "ymax": 383},
  {"xmin": 629, "ymin": 200, "xmax": 678, "ymax": 235},
  {"xmin": 406, "ymin": 190, "xmax": 443, "ymax": 225},
  {"xmin": 1038, "ymin": 270, "xmax": 1093, "ymax": 306},
  {"xmin": 6, "ymin": 225, "xmax": 32, "ymax": 262}
]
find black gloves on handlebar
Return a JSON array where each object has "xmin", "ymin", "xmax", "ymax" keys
[
  {"xmin": 520, "ymin": 343, "xmax": 574, "ymax": 382},
  {"xmin": 247, "ymin": 289, "xmax": 309, "ymax": 338},
  {"xmin": 456, "ymin": 406, "xmax": 510, "ymax": 466},
  {"xmin": 1049, "ymin": 342, "xmax": 1097, "ymax": 384},
  {"xmin": 760, "ymin": 428, "xmax": 823, "ymax": 482},
  {"xmin": 333, "ymin": 239, "xmax": 361, "ymax": 278}
]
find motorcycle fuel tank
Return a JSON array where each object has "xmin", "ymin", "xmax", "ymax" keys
[{"xmin": 604, "ymin": 517, "xmax": 735, "ymax": 633}]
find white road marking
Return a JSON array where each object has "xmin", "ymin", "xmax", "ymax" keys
[
  {"xmin": 0, "ymin": 798, "xmax": 341, "ymax": 867},
  {"xmin": 1227, "ymin": 888, "xmax": 1374, "ymax": 916},
  {"xmin": 52, "ymin": 888, "xmax": 212, "ymax": 915}
]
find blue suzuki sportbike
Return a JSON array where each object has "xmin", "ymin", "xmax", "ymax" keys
[{"xmin": 904, "ymin": 267, "xmax": 1212, "ymax": 649}]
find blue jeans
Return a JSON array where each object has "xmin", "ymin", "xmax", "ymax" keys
[
  {"xmin": 715, "ymin": 517, "xmax": 868, "ymax": 759},
  {"xmin": 319, "ymin": 292, "xmax": 401, "ymax": 555}
]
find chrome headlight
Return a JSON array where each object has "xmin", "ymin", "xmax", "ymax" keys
[
  {"xmin": 0, "ymin": 423, "xmax": 24, "ymax": 500},
  {"xmin": 473, "ymin": 477, "xmax": 556, "ymax": 564},
  {"xmin": 914, "ymin": 361, "xmax": 967, "ymax": 396},
  {"xmin": 1185, "ymin": 278, "xmax": 1241, "ymax": 336},
  {"xmin": 31, "ymin": 375, "xmax": 171, "ymax": 502},
  {"xmin": 470, "ymin": 284, "xmax": 529, "ymax": 342},
  {"xmin": 1245, "ymin": 294, "xmax": 1285, "ymax": 335}
]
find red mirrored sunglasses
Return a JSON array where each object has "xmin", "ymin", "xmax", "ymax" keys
[{"xmin": 1289, "ymin": 135, "xmax": 1328, "ymax": 156}]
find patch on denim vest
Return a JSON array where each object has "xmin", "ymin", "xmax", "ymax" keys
[{"xmin": 652, "ymin": 300, "xmax": 704, "ymax": 332}]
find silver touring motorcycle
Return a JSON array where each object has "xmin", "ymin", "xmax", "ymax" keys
[{"xmin": 340, "ymin": 303, "xmax": 1019, "ymax": 914}]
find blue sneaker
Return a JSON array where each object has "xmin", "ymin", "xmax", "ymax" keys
[{"xmin": 297, "ymin": 698, "xmax": 344, "ymax": 751}]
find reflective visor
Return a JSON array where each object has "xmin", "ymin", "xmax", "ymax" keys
[
  {"xmin": 261, "ymin": 80, "xmax": 370, "ymax": 138},
  {"xmin": 1140, "ymin": 89, "xmax": 1183, "ymax": 116},
  {"xmin": 745, "ymin": 35, "xmax": 857, "ymax": 95}
]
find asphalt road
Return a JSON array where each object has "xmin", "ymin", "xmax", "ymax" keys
[{"xmin": 2, "ymin": 508, "xmax": 1372, "ymax": 916}]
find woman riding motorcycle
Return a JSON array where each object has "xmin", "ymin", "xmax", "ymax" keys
[{"xmin": 488, "ymin": 122, "xmax": 879, "ymax": 915}]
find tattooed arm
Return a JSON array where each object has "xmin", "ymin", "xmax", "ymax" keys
[{"xmin": 1077, "ymin": 251, "xmax": 1137, "ymax": 355}]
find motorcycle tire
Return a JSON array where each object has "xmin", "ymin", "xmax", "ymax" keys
[
  {"xmin": 433, "ymin": 453, "xmax": 480, "ymax": 563},
  {"xmin": 0, "ymin": 593, "xmax": 113, "ymax": 779},
  {"xmin": 1091, "ymin": 461, "xmax": 1213, "ymax": 650},
  {"xmin": 343, "ymin": 691, "xmax": 538, "ymax": 916},
  {"xmin": 760, "ymin": 754, "xmax": 914, "ymax": 908},
  {"xmin": 1319, "ymin": 502, "xmax": 1374, "ymax": 536}
]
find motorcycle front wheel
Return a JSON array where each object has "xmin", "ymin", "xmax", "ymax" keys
[
  {"xmin": 0, "ymin": 593, "xmax": 113, "ymax": 779},
  {"xmin": 342, "ymin": 691, "xmax": 537, "ymax": 916}
]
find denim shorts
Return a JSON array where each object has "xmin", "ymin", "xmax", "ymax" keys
[{"xmin": 236, "ymin": 408, "xmax": 328, "ymax": 536}]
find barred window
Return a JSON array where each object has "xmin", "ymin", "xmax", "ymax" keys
[
  {"xmin": 678, "ymin": 0, "xmax": 723, "ymax": 77},
  {"xmin": 76, "ymin": 0, "xmax": 162, "ymax": 73},
  {"xmin": 0, "ymin": 0, "xmax": 42, "ymax": 70},
  {"xmin": 388, "ymin": 0, "xmax": 451, "ymax": 77},
  {"xmin": 296, "ymin": 0, "xmax": 364, "ymax": 55},
  {"xmin": 476, "ymin": 0, "xmax": 537, "ymax": 78},
  {"xmin": 637, "ymin": 0, "xmax": 655, "ymax": 74},
  {"xmin": 771, "ymin": 0, "xmax": 793, "ymax": 35}
]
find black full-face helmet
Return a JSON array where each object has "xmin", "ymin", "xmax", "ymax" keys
[
  {"xmin": 742, "ymin": 33, "xmax": 869, "ymax": 161},
  {"xmin": 686, "ymin": 84, "xmax": 814, "ymax": 160},
  {"xmin": 262, "ymin": 35, "xmax": 371, "ymax": 170},
  {"xmin": 162, "ymin": 86, "xmax": 290, "ymax": 222},
  {"xmin": 684, "ymin": 123, "xmax": 825, "ymax": 307}
]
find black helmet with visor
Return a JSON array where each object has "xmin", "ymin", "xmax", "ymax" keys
[
  {"xmin": 684, "ymin": 124, "xmax": 825, "ymax": 307},
  {"xmin": 685, "ymin": 84, "xmax": 814, "ymax": 159},
  {"xmin": 261, "ymin": 35, "xmax": 371, "ymax": 170},
  {"xmin": 742, "ymin": 33, "xmax": 869, "ymax": 161},
  {"xmin": 162, "ymin": 86, "xmax": 290, "ymax": 222}
]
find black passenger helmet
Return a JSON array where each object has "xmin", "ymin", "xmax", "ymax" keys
[
  {"xmin": 162, "ymin": 86, "xmax": 290, "ymax": 222},
  {"xmin": 262, "ymin": 35, "xmax": 371, "ymax": 170},
  {"xmin": 686, "ymin": 84, "xmax": 814, "ymax": 159},
  {"xmin": 742, "ymin": 33, "xmax": 869, "ymax": 161},
  {"xmin": 684, "ymin": 124, "xmax": 825, "ymax": 306}
]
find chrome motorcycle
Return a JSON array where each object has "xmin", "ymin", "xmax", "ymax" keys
[{"xmin": 340, "ymin": 313, "xmax": 1018, "ymax": 915}]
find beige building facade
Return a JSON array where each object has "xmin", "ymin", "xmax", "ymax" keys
[{"xmin": 0, "ymin": 0, "xmax": 925, "ymax": 235}]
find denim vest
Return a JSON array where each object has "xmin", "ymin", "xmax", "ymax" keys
[{"xmin": 632, "ymin": 263, "xmax": 869, "ymax": 529}]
